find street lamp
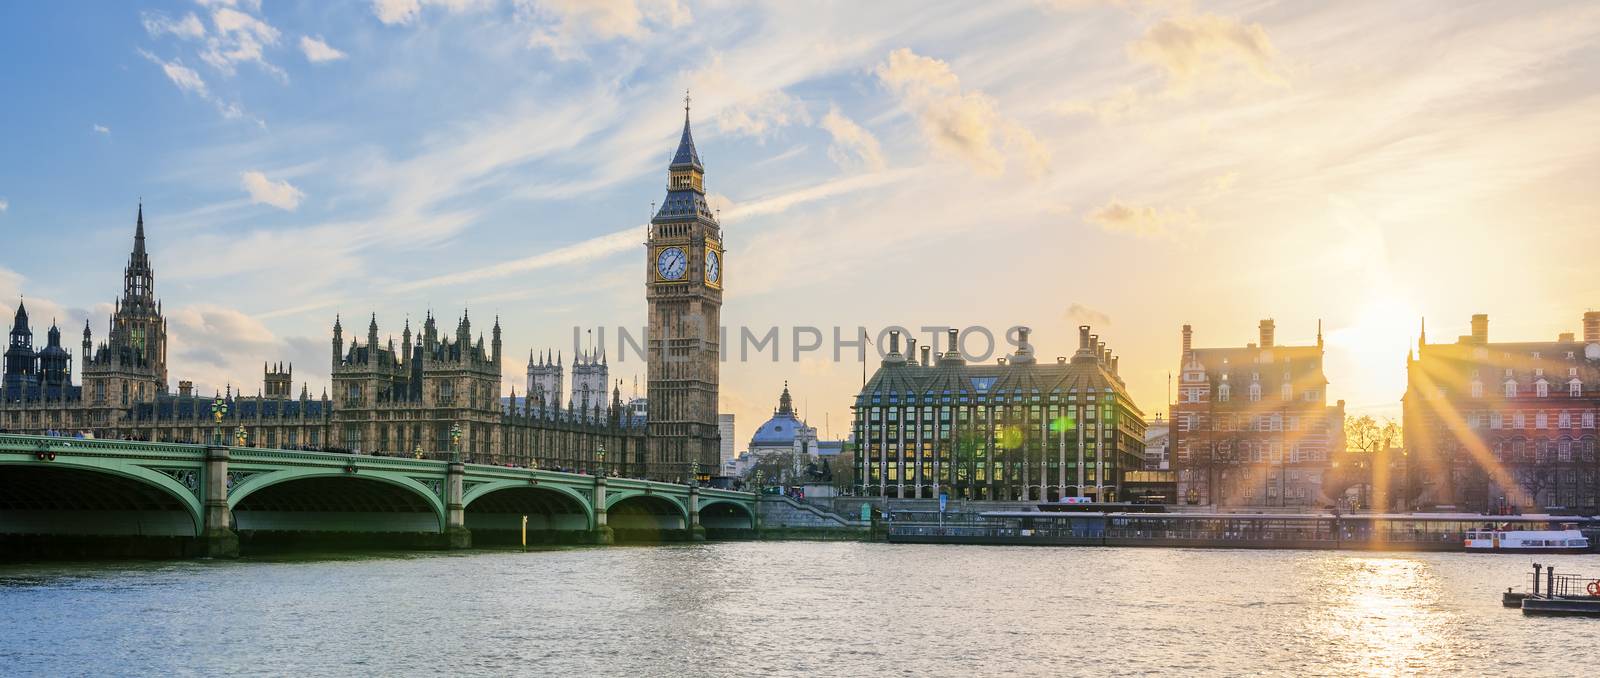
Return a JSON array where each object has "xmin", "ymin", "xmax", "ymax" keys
[
  {"xmin": 210, "ymin": 396, "xmax": 228, "ymax": 446},
  {"xmin": 596, "ymin": 442, "xmax": 605, "ymax": 476},
  {"xmin": 691, "ymin": 459, "xmax": 700, "ymax": 488},
  {"xmin": 449, "ymin": 422, "xmax": 463, "ymax": 463},
  {"xmin": 414, "ymin": 444, "xmax": 424, "ymax": 460},
  {"xmin": 234, "ymin": 425, "xmax": 248, "ymax": 447},
  {"xmin": 755, "ymin": 469, "xmax": 765, "ymax": 495}
]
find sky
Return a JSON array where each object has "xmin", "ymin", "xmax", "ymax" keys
[{"xmin": 2, "ymin": 0, "xmax": 1599, "ymax": 447}]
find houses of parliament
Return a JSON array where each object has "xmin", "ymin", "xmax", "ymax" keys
[{"xmin": 0, "ymin": 106, "xmax": 723, "ymax": 482}]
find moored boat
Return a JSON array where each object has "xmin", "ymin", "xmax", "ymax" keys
[{"xmin": 1464, "ymin": 526, "xmax": 1589, "ymax": 553}]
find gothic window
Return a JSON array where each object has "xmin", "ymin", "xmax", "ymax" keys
[
  {"xmin": 1505, "ymin": 380, "xmax": 1518, "ymax": 398},
  {"xmin": 1471, "ymin": 381, "xmax": 1483, "ymax": 398},
  {"xmin": 1570, "ymin": 379, "xmax": 1583, "ymax": 397},
  {"xmin": 1536, "ymin": 380, "xmax": 1549, "ymax": 398},
  {"xmin": 1536, "ymin": 412, "xmax": 1548, "ymax": 429},
  {"xmin": 1559, "ymin": 411, "xmax": 1572, "ymax": 429},
  {"xmin": 1248, "ymin": 383, "xmax": 1261, "ymax": 402},
  {"xmin": 1218, "ymin": 384, "xmax": 1231, "ymax": 402},
  {"xmin": 1280, "ymin": 383, "xmax": 1292, "ymax": 401},
  {"xmin": 1513, "ymin": 412, "xmax": 1525, "ymax": 429}
]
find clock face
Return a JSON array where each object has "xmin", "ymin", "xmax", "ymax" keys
[
  {"xmin": 656, "ymin": 246, "xmax": 688, "ymax": 280},
  {"xmin": 705, "ymin": 249, "xmax": 720, "ymax": 284}
]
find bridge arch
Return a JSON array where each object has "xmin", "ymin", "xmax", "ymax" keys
[
  {"xmin": 463, "ymin": 481, "xmax": 594, "ymax": 543},
  {"xmin": 228, "ymin": 468, "xmax": 446, "ymax": 535},
  {"xmin": 0, "ymin": 460, "xmax": 203, "ymax": 538},
  {"xmin": 607, "ymin": 492, "xmax": 688, "ymax": 540},
  {"xmin": 698, "ymin": 499, "xmax": 756, "ymax": 530}
]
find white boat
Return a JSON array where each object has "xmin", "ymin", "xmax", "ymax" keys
[{"xmin": 1464, "ymin": 527, "xmax": 1590, "ymax": 553}]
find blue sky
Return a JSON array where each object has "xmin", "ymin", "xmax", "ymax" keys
[{"xmin": 3, "ymin": 1, "xmax": 1600, "ymax": 444}]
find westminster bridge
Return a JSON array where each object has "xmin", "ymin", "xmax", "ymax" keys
[{"xmin": 0, "ymin": 434, "xmax": 757, "ymax": 558}]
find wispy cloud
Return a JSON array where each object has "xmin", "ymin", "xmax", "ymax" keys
[
  {"xmin": 138, "ymin": 49, "xmax": 258, "ymax": 124},
  {"xmin": 397, "ymin": 224, "xmax": 641, "ymax": 292},
  {"xmin": 374, "ymin": 0, "xmax": 493, "ymax": 27},
  {"xmin": 299, "ymin": 35, "xmax": 347, "ymax": 63},
  {"xmin": 0, "ymin": 198, "xmax": 8, "ymax": 213},
  {"xmin": 876, "ymin": 48, "xmax": 1049, "ymax": 176},
  {"xmin": 1065, "ymin": 303, "xmax": 1112, "ymax": 327},
  {"xmin": 240, "ymin": 170, "xmax": 305, "ymax": 210},
  {"xmin": 1128, "ymin": 12, "xmax": 1285, "ymax": 90},
  {"xmin": 142, "ymin": 11, "xmax": 206, "ymax": 40},
  {"xmin": 141, "ymin": 50, "xmax": 208, "ymax": 95},
  {"xmin": 92, "ymin": 123, "xmax": 110, "ymax": 135},
  {"xmin": 820, "ymin": 105, "xmax": 885, "ymax": 171},
  {"xmin": 1084, "ymin": 200, "xmax": 1196, "ymax": 238},
  {"xmin": 200, "ymin": 6, "xmax": 285, "ymax": 80},
  {"xmin": 518, "ymin": 0, "xmax": 691, "ymax": 59}
]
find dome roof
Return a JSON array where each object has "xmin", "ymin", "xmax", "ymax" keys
[
  {"xmin": 750, "ymin": 412, "xmax": 802, "ymax": 447},
  {"xmin": 749, "ymin": 382, "xmax": 803, "ymax": 448}
]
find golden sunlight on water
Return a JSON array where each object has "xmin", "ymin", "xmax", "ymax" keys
[{"xmin": 1310, "ymin": 557, "xmax": 1450, "ymax": 676}]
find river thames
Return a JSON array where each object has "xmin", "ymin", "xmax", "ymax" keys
[{"xmin": 0, "ymin": 543, "xmax": 1593, "ymax": 677}]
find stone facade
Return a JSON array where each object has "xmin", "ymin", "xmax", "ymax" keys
[{"xmin": 645, "ymin": 101, "xmax": 723, "ymax": 483}]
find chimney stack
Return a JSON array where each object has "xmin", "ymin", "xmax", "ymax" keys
[
  {"xmin": 920, "ymin": 345, "xmax": 931, "ymax": 365},
  {"xmin": 1079, "ymin": 325, "xmax": 1092, "ymax": 352},
  {"xmin": 1471, "ymin": 314, "xmax": 1488, "ymax": 344},
  {"xmin": 889, "ymin": 330, "xmax": 901, "ymax": 356},
  {"xmin": 1111, "ymin": 355, "xmax": 1119, "ymax": 374},
  {"xmin": 1182, "ymin": 324, "xmax": 1193, "ymax": 357},
  {"xmin": 906, "ymin": 337, "xmax": 918, "ymax": 364},
  {"xmin": 1584, "ymin": 311, "xmax": 1600, "ymax": 343},
  {"xmin": 1259, "ymin": 319, "xmax": 1275, "ymax": 349}
]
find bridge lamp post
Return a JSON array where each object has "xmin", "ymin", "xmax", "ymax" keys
[
  {"xmin": 414, "ymin": 444, "xmax": 424, "ymax": 460},
  {"xmin": 691, "ymin": 459, "xmax": 699, "ymax": 488},
  {"xmin": 449, "ymin": 422, "xmax": 463, "ymax": 464},
  {"xmin": 210, "ymin": 396, "xmax": 228, "ymax": 446},
  {"xmin": 235, "ymin": 425, "xmax": 248, "ymax": 448},
  {"xmin": 596, "ymin": 443, "xmax": 605, "ymax": 476},
  {"xmin": 755, "ymin": 469, "xmax": 765, "ymax": 494}
]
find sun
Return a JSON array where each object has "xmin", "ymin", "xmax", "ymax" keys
[{"xmin": 1325, "ymin": 294, "xmax": 1420, "ymax": 414}]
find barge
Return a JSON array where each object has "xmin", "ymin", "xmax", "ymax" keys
[{"xmin": 885, "ymin": 509, "xmax": 1600, "ymax": 552}]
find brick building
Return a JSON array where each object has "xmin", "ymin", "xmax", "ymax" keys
[
  {"xmin": 1403, "ymin": 313, "xmax": 1600, "ymax": 512},
  {"xmin": 1172, "ymin": 320, "xmax": 1345, "ymax": 507}
]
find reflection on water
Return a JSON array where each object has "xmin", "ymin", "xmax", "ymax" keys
[
  {"xmin": 1315, "ymin": 557, "xmax": 1447, "ymax": 676},
  {"xmin": 0, "ymin": 544, "xmax": 1593, "ymax": 677}
]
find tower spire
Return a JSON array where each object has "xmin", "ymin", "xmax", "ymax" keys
[
  {"xmin": 135, "ymin": 200, "xmax": 146, "ymax": 253},
  {"xmin": 670, "ymin": 90, "xmax": 702, "ymax": 171}
]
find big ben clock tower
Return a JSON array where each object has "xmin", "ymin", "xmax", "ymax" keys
[{"xmin": 646, "ymin": 94, "xmax": 723, "ymax": 482}]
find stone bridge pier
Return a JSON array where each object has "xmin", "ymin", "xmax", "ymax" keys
[{"xmin": 201, "ymin": 447, "xmax": 239, "ymax": 558}]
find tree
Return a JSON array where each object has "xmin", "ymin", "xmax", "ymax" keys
[
  {"xmin": 830, "ymin": 445, "xmax": 857, "ymax": 494},
  {"xmin": 1345, "ymin": 415, "xmax": 1401, "ymax": 454}
]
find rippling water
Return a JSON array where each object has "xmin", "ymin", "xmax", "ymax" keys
[{"xmin": 1, "ymin": 544, "xmax": 1595, "ymax": 677}]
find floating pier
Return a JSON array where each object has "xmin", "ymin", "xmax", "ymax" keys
[{"xmin": 1516, "ymin": 563, "xmax": 1600, "ymax": 616}]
